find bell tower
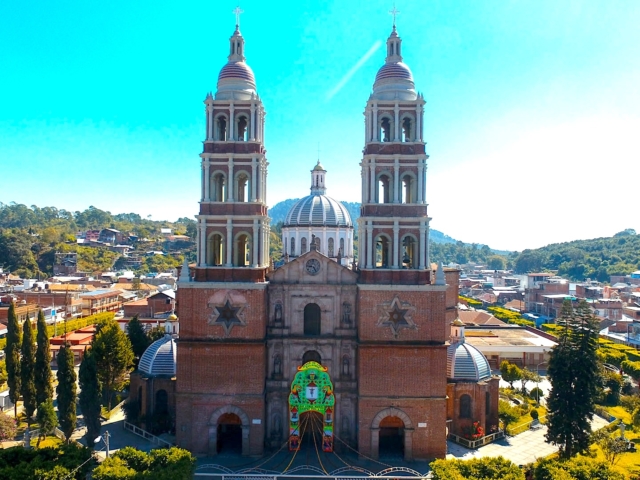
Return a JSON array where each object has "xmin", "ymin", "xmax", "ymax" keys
[
  {"xmin": 176, "ymin": 13, "xmax": 268, "ymax": 456},
  {"xmin": 358, "ymin": 25, "xmax": 431, "ymax": 284},
  {"xmin": 196, "ymin": 20, "xmax": 269, "ymax": 282}
]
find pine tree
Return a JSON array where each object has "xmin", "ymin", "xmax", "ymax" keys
[
  {"xmin": 4, "ymin": 302, "xmax": 21, "ymax": 418},
  {"xmin": 56, "ymin": 344, "xmax": 77, "ymax": 443},
  {"xmin": 92, "ymin": 319, "xmax": 134, "ymax": 408},
  {"xmin": 79, "ymin": 347, "xmax": 102, "ymax": 448},
  {"xmin": 36, "ymin": 399, "xmax": 57, "ymax": 447},
  {"xmin": 126, "ymin": 315, "xmax": 150, "ymax": 369},
  {"xmin": 545, "ymin": 299, "xmax": 600, "ymax": 458},
  {"xmin": 20, "ymin": 316, "xmax": 37, "ymax": 423},
  {"xmin": 35, "ymin": 309, "xmax": 54, "ymax": 406}
]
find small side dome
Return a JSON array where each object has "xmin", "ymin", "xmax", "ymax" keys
[
  {"xmin": 139, "ymin": 336, "xmax": 176, "ymax": 377},
  {"xmin": 447, "ymin": 342, "xmax": 492, "ymax": 381},
  {"xmin": 167, "ymin": 313, "xmax": 178, "ymax": 322}
]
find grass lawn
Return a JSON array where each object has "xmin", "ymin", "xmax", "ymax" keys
[
  {"xmin": 607, "ymin": 405, "xmax": 633, "ymax": 424},
  {"xmin": 30, "ymin": 435, "xmax": 63, "ymax": 449}
]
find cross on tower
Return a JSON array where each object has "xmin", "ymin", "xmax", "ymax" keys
[
  {"xmin": 232, "ymin": 6, "xmax": 244, "ymax": 27},
  {"xmin": 388, "ymin": 4, "xmax": 400, "ymax": 27}
]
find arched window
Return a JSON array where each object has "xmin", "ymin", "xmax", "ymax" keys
[
  {"xmin": 401, "ymin": 173, "xmax": 416, "ymax": 204},
  {"xmin": 401, "ymin": 116, "xmax": 413, "ymax": 142},
  {"xmin": 375, "ymin": 235, "xmax": 391, "ymax": 268},
  {"xmin": 235, "ymin": 233, "xmax": 251, "ymax": 266},
  {"xmin": 304, "ymin": 303, "xmax": 321, "ymax": 336},
  {"xmin": 315, "ymin": 237, "xmax": 321, "ymax": 252},
  {"xmin": 328, "ymin": 238, "xmax": 335, "ymax": 257},
  {"xmin": 156, "ymin": 389, "xmax": 168, "ymax": 414},
  {"xmin": 301, "ymin": 237, "xmax": 307, "ymax": 254},
  {"xmin": 340, "ymin": 238, "xmax": 345, "ymax": 256},
  {"xmin": 302, "ymin": 350, "xmax": 322, "ymax": 365},
  {"xmin": 216, "ymin": 116, "xmax": 228, "ymax": 141},
  {"xmin": 402, "ymin": 235, "xmax": 417, "ymax": 269},
  {"xmin": 235, "ymin": 172, "xmax": 250, "ymax": 202},
  {"xmin": 460, "ymin": 394, "xmax": 471, "ymax": 418},
  {"xmin": 378, "ymin": 173, "xmax": 393, "ymax": 204},
  {"xmin": 380, "ymin": 117, "xmax": 392, "ymax": 142},
  {"xmin": 290, "ymin": 237, "xmax": 295, "ymax": 256},
  {"xmin": 236, "ymin": 115, "xmax": 249, "ymax": 141},
  {"xmin": 208, "ymin": 233, "xmax": 225, "ymax": 266},
  {"xmin": 210, "ymin": 172, "xmax": 226, "ymax": 202}
]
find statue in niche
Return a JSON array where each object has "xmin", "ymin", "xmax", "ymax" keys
[
  {"xmin": 273, "ymin": 354, "xmax": 282, "ymax": 377},
  {"xmin": 342, "ymin": 356, "xmax": 350, "ymax": 376},
  {"xmin": 342, "ymin": 302, "xmax": 352, "ymax": 325},
  {"xmin": 274, "ymin": 303, "xmax": 283, "ymax": 323}
]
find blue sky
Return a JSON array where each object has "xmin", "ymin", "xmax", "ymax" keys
[{"xmin": 1, "ymin": 0, "xmax": 639, "ymax": 251}]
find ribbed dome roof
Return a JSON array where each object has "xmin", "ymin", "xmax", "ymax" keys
[
  {"xmin": 217, "ymin": 62, "xmax": 256, "ymax": 90},
  {"xmin": 447, "ymin": 342, "xmax": 492, "ymax": 381},
  {"xmin": 139, "ymin": 336, "xmax": 176, "ymax": 377},
  {"xmin": 374, "ymin": 62, "xmax": 414, "ymax": 85},
  {"xmin": 285, "ymin": 195, "xmax": 353, "ymax": 228}
]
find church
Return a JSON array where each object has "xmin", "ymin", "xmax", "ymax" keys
[{"xmin": 165, "ymin": 15, "xmax": 499, "ymax": 462}]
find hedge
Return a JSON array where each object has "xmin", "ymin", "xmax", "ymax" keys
[
  {"xmin": 487, "ymin": 306, "xmax": 535, "ymax": 327},
  {"xmin": 621, "ymin": 360, "xmax": 640, "ymax": 381},
  {"xmin": 459, "ymin": 295, "xmax": 482, "ymax": 308}
]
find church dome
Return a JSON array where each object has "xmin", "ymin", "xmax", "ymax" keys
[
  {"xmin": 217, "ymin": 62, "xmax": 256, "ymax": 91},
  {"xmin": 139, "ymin": 336, "xmax": 176, "ymax": 377},
  {"xmin": 371, "ymin": 26, "xmax": 417, "ymax": 101},
  {"xmin": 285, "ymin": 195, "xmax": 352, "ymax": 228},
  {"xmin": 447, "ymin": 342, "xmax": 492, "ymax": 382}
]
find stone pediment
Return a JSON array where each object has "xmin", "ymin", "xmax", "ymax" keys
[{"xmin": 270, "ymin": 250, "xmax": 358, "ymax": 285}]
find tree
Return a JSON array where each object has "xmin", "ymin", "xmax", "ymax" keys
[
  {"xmin": 500, "ymin": 360, "xmax": 522, "ymax": 389},
  {"xmin": 520, "ymin": 367, "xmax": 541, "ymax": 396},
  {"xmin": 56, "ymin": 344, "xmax": 77, "ymax": 443},
  {"xmin": 487, "ymin": 255, "xmax": 506, "ymax": 270},
  {"xmin": 92, "ymin": 319, "xmax": 134, "ymax": 408},
  {"xmin": 0, "ymin": 412, "xmax": 17, "ymax": 442},
  {"xmin": 20, "ymin": 315, "xmax": 37, "ymax": 422},
  {"xmin": 498, "ymin": 399, "xmax": 520, "ymax": 434},
  {"xmin": 36, "ymin": 399, "xmax": 57, "ymax": 447},
  {"xmin": 79, "ymin": 347, "xmax": 102, "ymax": 448},
  {"xmin": 35, "ymin": 309, "xmax": 54, "ymax": 406},
  {"xmin": 92, "ymin": 446, "xmax": 196, "ymax": 480},
  {"xmin": 532, "ymin": 456, "xmax": 625, "ymax": 480},
  {"xmin": 127, "ymin": 315, "xmax": 150, "ymax": 369},
  {"xmin": 545, "ymin": 300, "xmax": 601, "ymax": 458},
  {"xmin": 147, "ymin": 325, "xmax": 166, "ymax": 343},
  {"xmin": 4, "ymin": 302, "xmax": 21, "ymax": 417},
  {"xmin": 430, "ymin": 456, "xmax": 524, "ymax": 480},
  {"xmin": 591, "ymin": 429, "xmax": 628, "ymax": 466}
]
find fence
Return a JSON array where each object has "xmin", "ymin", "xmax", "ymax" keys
[
  {"xmin": 194, "ymin": 465, "xmax": 434, "ymax": 479},
  {"xmin": 123, "ymin": 421, "xmax": 174, "ymax": 448},
  {"xmin": 448, "ymin": 430, "xmax": 504, "ymax": 449}
]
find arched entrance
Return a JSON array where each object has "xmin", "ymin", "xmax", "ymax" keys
[
  {"xmin": 302, "ymin": 350, "xmax": 322, "ymax": 365},
  {"xmin": 289, "ymin": 362, "xmax": 335, "ymax": 452},
  {"xmin": 217, "ymin": 413, "xmax": 242, "ymax": 453},
  {"xmin": 208, "ymin": 406, "xmax": 250, "ymax": 456},
  {"xmin": 371, "ymin": 407, "xmax": 414, "ymax": 461},
  {"xmin": 379, "ymin": 416, "xmax": 404, "ymax": 457},
  {"xmin": 304, "ymin": 303, "xmax": 321, "ymax": 335},
  {"xmin": 298, "ymin": 410, "xmax": 324, "ymax": 450}
]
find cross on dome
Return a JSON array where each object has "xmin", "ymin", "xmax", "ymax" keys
[
  {"xmin": 388, "ymin": 4, "xmax": 400, "ymax": 27},
  {"xmin": 232, "ymin": 5, "xmax": 244, "ymax": 27}
]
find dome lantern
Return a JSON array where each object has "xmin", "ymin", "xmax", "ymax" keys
[{"xmin": 371, "ymin": 26, "xmax": 417, "ymax": 101}]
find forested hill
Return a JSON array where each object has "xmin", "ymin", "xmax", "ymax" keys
[
  {"xmin": 268, "ymin": 199, "xmax": 459, "ymax": 244},
  {"xmin": 512, "ymin": 229, "xmax": 640, "ymax": 281}
]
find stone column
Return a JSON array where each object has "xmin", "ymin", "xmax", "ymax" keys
[
  {"xmin": 419, "ymin": 221, "xmax": 426, "ymax": 269},
  {"xmin": 251, "ymin": 158, "xmax": 257, "ymax": 201},
  {"xmin": 372, "ymin": 104, "xmax": 378, "ymax": 141},
  {"xmin": 417, "ymin": 163, "xmax": 424, "ymax": 204},
  {"xmin": 252, "ymin": 220, "xmax": 259, "ymax": 267},
  {"xmin": 229, "ymin": 103, "xmax": 235, "ymax": 140},
  {"xmin": 206, "ymin": 105, "xmax": 213, "ymax": 140},
  {"xmin": 204, "ymin": 161, "xmax": 210, "ymax": 201},
  {"xmin": 199, "ymin": 219, "xmax": 206, "ymax": 267},
  {"xmin": 393, "ymin": 103, "xmax": 400, "ymax": 141},
  {"xmin": 394, "ymin": 158, "xmax": 400, "ymax": 203},
  {"xmin": 366, "ymin": 222, "xmax": 373, "ymax": 269},
  {"xmin": 250, "ymin": 103, "xmax": 256, "ymax": 140},
  {"xmin": 393, "ymin": 221, "xmax": 399, "ymax": 269},
  {"xmin": 227, "ymin": 157, "xmax": 234, "ymax": 201},
  {"xmin": 369, "ymin": 160, "xmax": 376, "ymax": 203},
  {"xmin": 226, "ymin": 219, "xmax": 233, "ymax": 267}
]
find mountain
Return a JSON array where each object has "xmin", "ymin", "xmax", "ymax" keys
[{"xmin": 268, "ymin": 199, "xmax": 459, "ymax": 245}]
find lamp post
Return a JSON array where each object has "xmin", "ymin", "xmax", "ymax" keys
[
  {"xmin": 536, "ymin": 356, "xmax": 547, "ymax": 406},
  {"xmin": 95, "ymin": 430, "xmax": 111, "ymax": 457}
]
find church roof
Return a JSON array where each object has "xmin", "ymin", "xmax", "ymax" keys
[
  {"xmin": 447, "ymin": 341, "xmax": 492, "ymax": 382},
  {"xmin": 139, "ymin": 336, "xmax": 176, "ymax": 377},
  {"xmin": 284, "ymin": 195, "xmax": 353, "ymax": 228},
  {"xmin": 218, "ymin": 62, "xmax": 256, "ymax": 89}
]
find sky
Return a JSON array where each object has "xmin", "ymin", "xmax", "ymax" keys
[{"xmin": 1, "ymin": 0, "xmax": 639, "ymax": 252}]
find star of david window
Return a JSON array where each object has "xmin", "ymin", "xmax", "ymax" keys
[
  {"xmin": 377, "ymin": 296, "xmax": 417, "ymax": 338},
  {"xmin": 208, "ymin": 296, "xmax": 246, "ymax": 337}
]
